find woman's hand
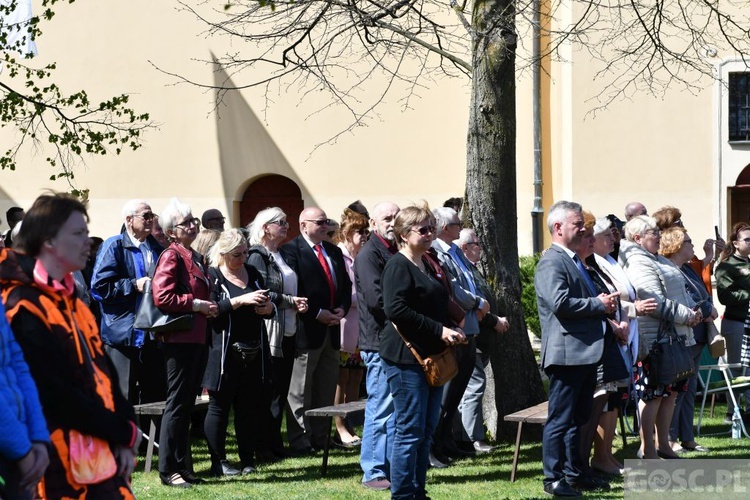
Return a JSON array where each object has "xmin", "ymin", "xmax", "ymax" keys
[
  {"xmin": 195, "ymin": 299, "xmax": 218, "ymax": 317},
  {"xmin": 441, "ymin": 327, "xmax": 467, "ymax": 346},
  {"xmin": 293, "ymin": 296, "xmax": 308, "ymax": 313},
  {"xmin": 635, "ymin": 298, "xmax": 658, "ymax": 316},
  {"xmin": 255, "ymin": 299, "xmax": 274, "ymax": 315},
  {"xmin": 706, "ymin": 305, "xmax": 719, "ymax": 321},
  {"xmin": 113, "ymin": 446, "xmax": 136, "ymax": 478},
  {"xmin": 687, "ymin": 308, "xmax": 703, "ymax": 327},
  {"xmin": 236, "ymin": 290, "xmax": 269, "ymax": 308}
]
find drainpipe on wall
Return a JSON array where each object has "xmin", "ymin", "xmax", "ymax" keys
[{"xmin": 531, "ymin": 0, "xmax": 544, "ymax": 254}]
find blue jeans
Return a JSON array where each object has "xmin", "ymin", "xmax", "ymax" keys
[
  {"xmin": 383, "ymin": 358, "xmax": 443, "ymax": 500},
  {"xmin": 360, "ymin": 350, "xmax": 395, "ymax": 482}
]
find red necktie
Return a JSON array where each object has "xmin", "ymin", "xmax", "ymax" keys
[{"xmin": 314, "ymin": 243, "xmax": 335, "ymax": 308}]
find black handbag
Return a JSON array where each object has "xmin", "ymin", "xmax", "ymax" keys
[
  {"xmin": 646, "ymin": 302, "xmax": 695, "ymax": 387},
  {"xmin": 231, "ymin": 341, "xmax": 261, "ymax": 362},
  {"xmin": 133, "ymin": 250, "xmax": 194, "ymax": 333},
  {"xmin": 600, "ymin": 327, "xmax": 630, "ymax": 384}
]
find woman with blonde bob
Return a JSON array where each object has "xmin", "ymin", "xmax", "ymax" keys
[
  {"xmin": 619, "ymin": 216, "xmax": 701, "ymax": 460},
  {"xmin": 246, "ymin": 207, "xmax": 308, "ymax": 457},
  {"xmin": 203, "ymin": 229, "xmax": 274, "ymax": 475},
  {"xmin": 380, "ymin": 205, "xmax": 466, "ymax": 499}
]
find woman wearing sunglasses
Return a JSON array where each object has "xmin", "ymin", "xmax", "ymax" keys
[
  {"xmin": 152, "ymin": 198, "xmax": 218, "ymax": 488},
  {"xmin": 246, "ymin": 207, "xmax": 308, "ymax": 458},
  {"xmin": 380, "ymin": 205, "xmax": 466, "ymax": 500}
]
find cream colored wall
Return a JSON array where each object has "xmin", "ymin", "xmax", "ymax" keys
[{"xmin": 0, "ymin": 0, "xmax": 470, "ymax": 238}]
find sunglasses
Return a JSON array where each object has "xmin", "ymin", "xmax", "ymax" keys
[
  {"xmin": 269, "ymin": 219, "xmax": 289, "ymax": 227},
  {"xmin": 305, "ymin": 219, "xmax": 330, "ymax": 227},
  {"xmin": 411, "ymin": 226, "xmax": 436, "ymax": 236},
  {"xmin": 176, "ymin": 217, "xmax": 201, "ymax": 228},
  {"xmin": 135, "ymin": 212, "xmax": 156, "ymax": 222}
]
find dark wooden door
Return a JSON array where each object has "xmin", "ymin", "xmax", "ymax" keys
[
  {"xmin": 240, "ymin": 175, "xmax": 303, "ymax": 241},
  {"xmin": 729, "ymin": 185, "xmax": 750, "ymax": 232}
]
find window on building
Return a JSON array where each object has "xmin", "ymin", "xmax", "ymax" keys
[{"xmin": 729, "ymin": 72, "xmax": 750, "ymax": 142}]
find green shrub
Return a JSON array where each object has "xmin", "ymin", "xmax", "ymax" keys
[{"xmin": 519, "ymin": 254, "xmax": 541, "ymax": 338}]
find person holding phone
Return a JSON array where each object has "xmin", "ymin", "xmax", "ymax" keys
[{"xmin": 203, "ymin": 229, "xmax": 274, "ymax": 476}]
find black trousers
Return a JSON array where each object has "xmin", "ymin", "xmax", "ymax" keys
[
  {"xmin": 105, "ymin": 339, "xmax": 166, "ymax": 405},
  {"xmin": 158, "ymin": 343, "xmax": 206, "ymax": 476},
  {"xmin": 434, "ymin": 336, "xmax": 477, "ymax": 450},
  {"xmin": 266, "ymin": 335, "xmax": 296, "ymax": 450},
  {"xmin": 204, "ymin": 349, "xmax": 271, "ymax": 466}
]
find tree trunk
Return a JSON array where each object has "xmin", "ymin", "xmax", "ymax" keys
[{"xmin": 466, "ymin": 0, "xmax": 547, "ymax": 441}]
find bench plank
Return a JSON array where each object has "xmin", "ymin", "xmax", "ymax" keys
[{"xmin": 304, "ymin": 400, "xmax": 367, "ymax": 476}]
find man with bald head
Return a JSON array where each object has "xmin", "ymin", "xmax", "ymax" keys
[
  {"xmin": 91, "ymin": 199, "xmax": 165, "ymax": 405},
  {"xmin": 201, "ymin": 208, "xmax": 226, "ymax": 230},
  {"xmin": 282, "ymin": 207, "xmax": 352, "ymax": 453},
  {"xmin": 624, "ymin": 202, "xmax": 647, "ymax": 221},
  {"xmin": 355, "ymin": 202, "xmax": 399, "ymax": 490}
]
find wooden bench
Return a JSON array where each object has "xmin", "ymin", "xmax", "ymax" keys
[
  {"xmin": 503, "ymin": 400, "xmax": 628, "ymax": 482},
  {"xmin": 134, "ymin": 397, "xmax": 210, "ymax": 473},
  {"xmin": 305, "ymin": 399, "xmax": 367, "ymax": 476}
]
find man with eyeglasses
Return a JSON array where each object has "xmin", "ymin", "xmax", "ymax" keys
[
  {"xmin": 281, "ymin": 207, "xmax": 352, "ymax": 454},
  {"xmin": 429, "ymin": 207, "xmax": 491, "ymax": 467},
  {"xmin": 201, "ymin": 208, "xmax": 226, "ymax": 231},
  {"xmin": 91, "ymin": 199, "xmax": 166, "ymax": 406}
]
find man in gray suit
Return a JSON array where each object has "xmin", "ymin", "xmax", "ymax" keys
[{"xmin": 534, "ymin": 201, "xmax": 618, "ymax": 497}]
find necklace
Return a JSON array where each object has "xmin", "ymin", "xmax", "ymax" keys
[{"xmin": 222, "ymin": 265, "xmax": 248, "ymax": 286}]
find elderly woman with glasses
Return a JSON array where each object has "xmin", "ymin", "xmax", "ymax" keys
[
  {"xmin": 380, "ymin": 205, "xmax": 466, "ymax": 499},
  {"xmin": 152, "ymin": 198, "xmax": 218, "ymax": 488},
  {"xmin": 246, "ymin": 207, "xmax": 308, "ymax": 457},
  {"xmin": 203, "ymin": 229, "xmax": 274, "ymax": 476},
  {"xmin": 619, "ymin": 216, "xmax": 701, "ymax": 460}
]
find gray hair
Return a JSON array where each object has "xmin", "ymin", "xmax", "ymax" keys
[
  {"xmin": 160, "ymin": 198, "xmax": 192, "ymax": 233},
  {"xmin": 432, "ymin": 206, "xmax": 457, "ymax": 236},
  {"xmin": 455, "ymin": 228, "xmax": 476, "ymax": 246},
  {"xmin": 247, "ymin": 207, "xmax": 286, "ymax": 246},
  {"xmin": 546, "ymin": 201, "xmax": 582, "ymax": 234},
  {"xmin": 208, "ymin": 229, "xmax": 247, "ymax": 267},
  {"xmin": 121, "ymin": 199, "xmax": 148, "ymax": 219},
  {"xmin": 624, "ymin": 215, "xmax": 658, "ymax": 242}
]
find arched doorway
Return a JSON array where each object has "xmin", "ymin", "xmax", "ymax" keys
[
  {"xmin": 240, "ymin": 175, "xmax": 303, "ymax": 241},
  {"xmin": 729, "ymin": 163, "xmax": 750, "ymax": 231}
]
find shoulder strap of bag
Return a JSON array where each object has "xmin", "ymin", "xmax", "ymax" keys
[{"xmin": 391, "ymin": 321, "xmax": 426, "ymax": 364}]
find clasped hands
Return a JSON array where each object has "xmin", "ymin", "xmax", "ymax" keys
[
  {"xmin": 598, "ymin": 292, "xmax": 619, "ymax": 314},
  {"xmin": 441, "ymin": 327, "xmax": 467, "ymax": 346},
  {"xmin": 318, "ymin": 308, "xmax": 345, "ymax": 326}
]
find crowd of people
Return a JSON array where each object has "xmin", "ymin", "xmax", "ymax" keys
[
  {"xmin": 535, "ymin": 200, "xmax": 730, "ymax": 497},
  {"xmin": 0, "ymin": 194, "xmax": 509, "ymax": 499},
  {"xmin": 0, "ymin": 193, "xmax": 743, "ymax": 499}
]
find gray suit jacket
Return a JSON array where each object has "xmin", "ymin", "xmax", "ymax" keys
[
  {"xmin": 534, "ymin": 244, "xmax": 606, "ymax": 369},
  {"xmin": 432, "ymin": 241, "xmax": 483, "ymax": 335}
]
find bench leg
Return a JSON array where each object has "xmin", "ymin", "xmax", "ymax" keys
[
  {"xmin": 510, "ymin": 422, "xmax": 523, "ymax": 482},
  {"xmin": 144, "ymin": 418, "xmax": 157, "ymax": 473},
  {"xmin": 320, "ymin": 417, "xmax": 333, "ymax": 476}
]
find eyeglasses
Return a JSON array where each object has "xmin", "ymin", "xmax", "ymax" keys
[
  {"xmin": 175, "ymin": 217, "xmax": 201, "ymax": 228},
  {"xmin": 305, "ymin": 219, "xmax": 330, "ymax": 227},
  {"xmin": 356, "ymin": 228, "xmax": 370, "ymax": 236},
  {"xmin": 466, "ymin": 241, "xmax": 480, "ymax": 247},
  {"xmin": 135, "ymin": 212, "xmax": 156, "ymax": 222},
  {"xmin": 269, "ymin": 219, "xmax": 289, "ymax": 227},
  {"xmin": 740, "ymin": 238, "xmax": 750, "ymax": 243},
  {"xmin": 411, "ymin": 226, "xmax": 436, "ymax": 236},
  {"xmin": 447, "ymin": 222, "xmax": 462, "ymax": 228},
  {"xmin": 225, "ymin": 249, "xmax": 250, "ymax": 258},
  {"xmin": 645, "ymin": 230, "xmax": 661, "ymax": 237}
]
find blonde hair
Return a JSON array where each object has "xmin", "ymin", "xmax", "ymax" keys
[
  {"xmin": 394, "ymin": 204, "xmax": 434, "ymax": 248},
  {"xmin": 207, "ymin": 229, "xmax": 248, "ymax": 267},
  {"xmin": 659, "ymin": 227, "xmax": 687, "ymax": 258},
  {"xmin": 192, "ymin": 228, "xmax": 221, "ymax": 258}
]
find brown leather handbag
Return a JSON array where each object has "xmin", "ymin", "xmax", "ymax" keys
[{"xmin": 393, "ymin": 322, "xmax": 458, "ymax": 387}]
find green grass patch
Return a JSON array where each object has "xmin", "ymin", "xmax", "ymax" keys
[{"xmin": 132, "ymin": 401, "xmax": 750, "ymax": 498}]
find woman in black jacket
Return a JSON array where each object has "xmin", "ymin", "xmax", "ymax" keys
[
  {"xmin": 380, "ymin": 205, "xmax": 466, "ymax": 500},
  {"xmin": 204, "ymin": 229, "xmax": 273, "ymax": 475}
]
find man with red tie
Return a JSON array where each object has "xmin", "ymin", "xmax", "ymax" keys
[{"xmin": 281, "ymin": 207, "xmax": 352, "ymax": 453}]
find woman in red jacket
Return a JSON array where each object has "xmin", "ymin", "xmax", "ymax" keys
[{"xmin": 152, "ymin": 198, "xmax": 217, "ymax": 488}]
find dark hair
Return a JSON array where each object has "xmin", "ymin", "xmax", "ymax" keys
[
  {"xmin": 5, "ymin": 206, "xmax": 23, "ymax": 224},
  {"xmin": 347, "ymin": 200, "xmax": 369, "ymax": 219},
  {"xmin": 719, "ymin": 222, "xmax": 750, "ymax": 263},
  {"xmin": 15, "ymin": 193, "xmax": 89, "ymax": 257},
  {"xmin": 443, "ymin": 197, "xmax": 463, "ymax": 212}
]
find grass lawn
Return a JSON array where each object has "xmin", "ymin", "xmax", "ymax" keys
[{"xmin": 131, "ymin": 401, "xmax": 750, "ymax": 499}]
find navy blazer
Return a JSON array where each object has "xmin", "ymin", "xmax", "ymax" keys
[
  {"xmin": 534, "ymin": 244, "xmax": 606, "ymax": 369},
  {"xmin": 281, "ymin": 235, "xmax": 352, "ymax": 350}
]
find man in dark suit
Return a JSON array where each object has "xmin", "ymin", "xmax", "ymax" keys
[
  {"xmin": 534, "ymin": 200, "xmax": 617, "ymax": 497},
  {"xmin": 282, "ymin": 207, "xmax": 352, "ymax": 452}
]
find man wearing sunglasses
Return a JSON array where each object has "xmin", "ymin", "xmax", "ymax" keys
[
  {"xmin": 282, "ymin": 207, "xmax": 352, "ymax": 454},
  {"xmin": 91, "ymin": 199, "xmax": 166, "ymax": 407}
]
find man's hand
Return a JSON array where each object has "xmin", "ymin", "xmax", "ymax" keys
[
  {"xmin": 136, "ymin": 277, "xmax": 150, "ymax": 293},
  {"xmin": 493, "ymin": 316, "xmax": 510, "ymax": 334},
  {"xmin": 317, "ymin": 309, "xmax": 342, "ymax": 326}
]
